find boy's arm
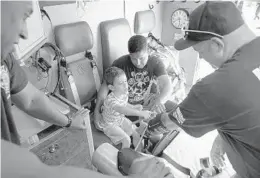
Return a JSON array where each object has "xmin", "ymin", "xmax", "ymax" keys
[
  {"xmin": 127, "ymin": 103, "xmax": 143, "ymax": 110},
  {"xmin": 94, "ymin": 82, "xmax": 109, "ymax": 120},
  {"xmin": 114, "ymin": 104, "xmax": 147, "ymax": 118},
  {"xmin": 127, "ymin": 103, "xmax": 135, "ymax": 108}
]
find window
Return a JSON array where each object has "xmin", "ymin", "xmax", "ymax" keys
[{"xmin": 241, "ymin": 1, "xmax": 260, "ymax": 35}]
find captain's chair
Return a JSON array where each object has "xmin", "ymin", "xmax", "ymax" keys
[
  {"xmin": 54, "ymin": 21, "xmax": 99, "ymax": 107},
  {"xmin": 54, "ymin": 21, "xmax": 115, "ymax": 149}
]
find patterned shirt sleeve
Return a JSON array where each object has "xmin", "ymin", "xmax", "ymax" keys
[{"xmin": 107, "ymin": 95, "xmax": 121, "ymax": 110}]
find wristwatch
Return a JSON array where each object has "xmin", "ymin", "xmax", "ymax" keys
[{"xmin": 64, "ymin": 115, "xmax": 72, "ymax": 128}]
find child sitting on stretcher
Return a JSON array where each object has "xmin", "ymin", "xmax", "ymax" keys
[{"xmin": 95, "ymin": 66, "xmax": 154, "ymax": 148}]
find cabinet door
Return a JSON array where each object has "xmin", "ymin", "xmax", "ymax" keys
[{"xmin": 13, "ymin": 0, "xmax": 46, "ymax": 61}]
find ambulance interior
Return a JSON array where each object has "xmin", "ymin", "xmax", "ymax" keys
[{"xmin": 10, "ymin": 1, "xmax": 260, "ymax": 178}]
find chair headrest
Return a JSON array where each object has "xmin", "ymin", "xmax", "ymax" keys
[
  {"xmin": 134, "ymin": 10, "xmax": 156, "ymax": 34},
  {"xmin": 100, "ymin": 18, "xmax": 131, "ymax": 71},
  {"xmin": 55, "ymin": 21, "xmax": 93, "ymax": 57}
]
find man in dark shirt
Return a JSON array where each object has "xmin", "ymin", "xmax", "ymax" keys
[
  {"xmin": 148, "ymin": 2, "xmax": 260, "ymax": 178},
  {"xmin": 94, "ymin": 35, "xmax": 171, "ymax": 122},
  {"xmin": 112, "ymin": 35, "xmax": 170, "ymax": 106}
]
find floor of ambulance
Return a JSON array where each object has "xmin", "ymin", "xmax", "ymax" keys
[{"xmin": 164, "ymin": 130, "xmax": 235, "ymax": 177}]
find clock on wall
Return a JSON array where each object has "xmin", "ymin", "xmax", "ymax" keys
[{"xmin": 171, "ymin": 8, "xmax": 189, "ymax": 29}]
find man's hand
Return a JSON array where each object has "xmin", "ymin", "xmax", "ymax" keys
[
  {"xmin": 144, "ymin": 95, "xmax": 165, "ymax": 114},
  {"xmin": 151, "ymin": 98, "xmax": 166, "ymax": 114},
  {"xmin": 70, "ymin": 109, "xmax": 90, "ymax": 129},
  {"xmin": 129, "ymin": 157, "xmax": 174, "ymax": 178}
]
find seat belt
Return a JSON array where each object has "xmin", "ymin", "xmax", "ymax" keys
[
  {"xmin": 163, "ymin": 153, "xmax": 195, "ymax": 178},
  {"xmin": 60, "ymin": 57, "xmax": 82, "ymax": 106},
  {"xmin": 66, "ymin": 68, "xmax": 81, "ymax": 106},
  {"xmin": 60, "ymin": 52, "xmax": 101, "ymax": 107},
  {"xmin": 85, "ymin": 51, "xmax": 101, "ymax": 92}
]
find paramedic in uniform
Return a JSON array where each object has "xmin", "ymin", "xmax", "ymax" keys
[{"xmin": 148, "ymin": 2, "xmax": 260, "ymax": 178}]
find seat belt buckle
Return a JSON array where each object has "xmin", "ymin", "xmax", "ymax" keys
[
  {"xmin": 85, "ymin": 51, "xmax": 97, "ymax": 68},
  {"xmin": 65, "ymin": 68, "xmax": 73, "ymax": 77},
  {"xmin": 90, "ymin": 60, "xmax": 97, "ymax": 68}
]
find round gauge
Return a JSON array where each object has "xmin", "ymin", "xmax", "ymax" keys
[{"xmin": 171, "ymin": 8, "xmax": 189, "ymax": 29}]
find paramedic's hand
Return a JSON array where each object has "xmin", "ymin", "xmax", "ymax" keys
[
  {"xmin": 70, "ymin": 109, "xmax": 89, "ymax": 129},
  {"xmin": 148, "ymin": 97, "xmax": 166, "ymax": 114},
  {"xmin": 210, "ymin": 134, "xmax": 226, "ymax": 168},
  {"xmin": 129, "ymin": 157, "xmax": 174, "ymax": 178}
]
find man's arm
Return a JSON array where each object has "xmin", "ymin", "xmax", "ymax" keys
[
  {"xmin": 11, "ymin": 82, "xmax": 69, "ymax": 127},
  {"xmin": 2, "ymin": 140, "xmax": 173, "ymax": 178},
  {"xmin": 148, "ymin": 82, "xmax": 225, "ymax": 137},
  {"xmin": 150, "ymin": 56, "xmax": 171, "ymax": 104},
  {"xmin": 147, "ymin": 56, "xmax": 172, "ymax": 113},
  {"xmin": 157, "ymin": 75, "xmax": 172, "ymax": 104},
  {"xmin": 7, "ymin": 55, "xmax": 86, "ymax": 129},
  {"xmin": 114, "ymin": 105, "xmax": 152, "ymax": 119},
  {"xmin": 11, "ymin": 82, "xmax": 90, "ymax": 129},
  {"xmin": 94, "ymin": 82, "xmax": 109, "ymax": 120}
]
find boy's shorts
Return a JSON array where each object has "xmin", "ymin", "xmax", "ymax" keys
[{"xmin": 103, "ymin": 118, "xmax": 136, "ymax": 145}]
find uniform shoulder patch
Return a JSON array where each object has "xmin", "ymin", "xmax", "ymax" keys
[
  {"xmin": 252, "ymin": 67, "xmax": 260, "ymax": 81},
  {"xmin": 171, "ymin": 107, "xmax": 185, "ymax": 125}
]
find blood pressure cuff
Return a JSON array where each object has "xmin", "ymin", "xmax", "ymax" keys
[
  {"xmin": 147, "ymin": 113, "xmax": 170, "ymax": 135},
  {"xmin": 146, "ymin": 100, "xmax": 179, "ymax": 136}
]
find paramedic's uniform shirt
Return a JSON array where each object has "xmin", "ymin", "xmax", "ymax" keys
[{"xmin": 170, "ymin": 37, "xmax": 260, "ymax": 178}]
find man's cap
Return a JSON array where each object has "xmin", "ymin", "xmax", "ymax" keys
[{"xmin": 174, "ymin": 1, "xmax": 245, "ymax": 50}]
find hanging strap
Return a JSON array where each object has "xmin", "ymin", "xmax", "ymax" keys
[{"xmin": 163, "ymin": 153, "xmax": 195, "ymax": 178}]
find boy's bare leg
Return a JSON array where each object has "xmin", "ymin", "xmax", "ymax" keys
[{"xmin": 121, "ymin": 136, "xmax": 131, "ymax": 149}]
